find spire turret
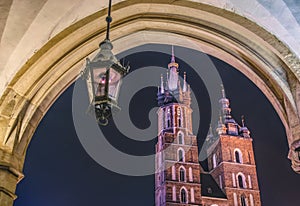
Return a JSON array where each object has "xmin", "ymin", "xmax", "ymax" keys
[
  {"xmin": 216, "ymin": 85, "xmax": 251, "ymax": 137},
  {"xmin": 216, "ymin": 115, "xmax": 227, "ymax": 135},
  {"xmin": 157, "ymin": 45, "xmax": 191, "ymax": 107},
  {"xmin": 240, "ymin": 115, "xmax": 250, "ymax": 138},
  {"xmin": 160, "ymin": 74, "xmax": 164, "ymax": 94},
  {"xmin": 183, "ymin": 72, "xmax": 187, "ymax": 92},
  {"xmin": 168, "ymin": 46, "xmax": 179, "ymax": 91},
  {"xmin": 219, "ymin": 84, "xmax": 232, "ymax": 121}
]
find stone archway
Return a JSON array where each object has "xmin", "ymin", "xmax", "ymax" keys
[{"xmin": 1, "ymin": 1, "xmax": 300, "ymax": 205}]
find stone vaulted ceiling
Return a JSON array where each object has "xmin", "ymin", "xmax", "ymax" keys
[{"xmin": 1, "ymin": 0, "xmax": 300, "ymax": 96}]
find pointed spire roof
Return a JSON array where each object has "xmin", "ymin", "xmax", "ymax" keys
[
  {"xmin": 219, "ymin": 84, "xmax": 233, "ymax": 121},
  {"xmin": 241, "ymin": 115, "xmax": 245, "ymax": 127},
  {"xmin": 183, "ymin": 72, "xmax": 187, "ymax": 92},
  {"xmin": 160, "ymin": 74, "xmax": 164, "ymax": 94},
  {"xmin": 168, "ymin": 46, "xmax": 179, "ymax": 91},
  {"xmin": 221, "ymin": 84, "xmax": 226, "ymax": 98},
  {"xmin": 168, "ymin": 45, "xmax": 179, "ymax": 69}
]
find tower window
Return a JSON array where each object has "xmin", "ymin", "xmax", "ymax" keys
[
  {"xmin": 179, "ymin": 167, "xmax": 185, "ymax": 182},
  {"xmin": 238, "ymin": 175, "xmax": 245, "ymax": 188},
  {"xmin": 234, "ymin": 149, "xmax": 243, "ymax": 164},
  {"xmin": 178, "ymin": 132, "xmax": 184, "ymax": 144},
  {"xmin": 167, "ymin": 107, "xmax": 171, "ymax": 128},
  {"xmin": 177, "ymin": 107, "xmax": 182, "ymax": 127},
  {"xmin": 178, "ymin": 148, "xmax": 185, "ymax": 162},
  {"xmin": 180, "ymin": 188, "xmax": 187, "ymax": 203},
  {"xmin": 241, "ymin": 195, "xmax": 246, "ymax": 206}
]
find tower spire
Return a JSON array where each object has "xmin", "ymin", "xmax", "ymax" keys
[
  {"xmin": 183, "ymin": 72, "xmax": 187, "ymax": 92},
  {"xmin": 219, "ymin": 84, "xmax": 232, "ymax": 120},
  {"xmin": 221, "ymin": 84, "xmax": 226, "ymax": 98},
  {"xmin": 168, "ymin": 46, "xmax": 179, "ymax": 91},
  {"xmin": 241, "ymin": 115, "xmax": 245, "ymax": 127},
  {"xmin": 171, "ymin": 45, "xmax": 175, "ymax": 63},
  {"xmin": 160, "ymin": 74, "xmax": 164, "ymax": 94}
]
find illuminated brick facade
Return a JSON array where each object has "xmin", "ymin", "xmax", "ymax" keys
[{"xmin": 155, "ymin": 48, "xmax": 261, "ymax": 206}]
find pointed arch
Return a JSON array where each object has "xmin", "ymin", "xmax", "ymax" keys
[
  {"xmin": 178, "ymin": 131, "xmax": 184, "ymax": 145},
  {"xmin": 177, "ymin": 106, "xmax": 182, "ymax": 127},
  {"xmin": 234, "ymin": 148, "xmax": 243, "ymax": 163},
  {"xmin": 237, "ymin": 172, "xmax": 247, "ymax": 189},
  {"xmin": 178, "ymin": 147, "xmax": 185, "ymax": 162},
  {"xmin": 241, "ymin": 195, "xmax": 247, "ymax": 206},
  {"xmin": 180, "ymin": 187, "xmax": 188, "ymax": 204},
  {"xmin": 179, "ymin": 166, "xmax": 186, "ymax": 182}
]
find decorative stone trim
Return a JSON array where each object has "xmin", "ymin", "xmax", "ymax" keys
[{"xmin": 288, "ymin": 139, "xmax": 300, "ymax": 173}]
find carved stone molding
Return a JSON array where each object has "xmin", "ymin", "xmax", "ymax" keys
[{"xmin": 288, "ymin": 138, "xmax": 300, "ymax": 173}]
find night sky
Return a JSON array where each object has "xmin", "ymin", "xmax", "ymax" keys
[{"xmin": 14, "ymin": 44, "xmax": 300, "ymax": 206}]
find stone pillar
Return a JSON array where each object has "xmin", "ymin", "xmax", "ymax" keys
[{"xmin": 0, "ymin": 150, "xmax": 24, "ymax": 206}]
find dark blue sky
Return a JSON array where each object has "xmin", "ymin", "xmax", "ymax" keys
[{"xmin": 14, "ymin": 45, "xmax": 300, "ymax": 206}]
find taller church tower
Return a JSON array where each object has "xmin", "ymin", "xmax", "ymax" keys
[{"xmin": 155, "ymin": 47, "xmax": 202, "ymax": 205}]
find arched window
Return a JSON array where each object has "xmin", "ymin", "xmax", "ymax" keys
[
  {"xmin": 178, "ymin": 132, "xmax": 184, "ymax": 144},
  {"xmin": 179, "ymin": 167, "xmax": 185, "ymax": 182},
  {"xmin": 234, "ymin": 149, "xmax": 243, "ymax": 163},
  {"xmin": 241, "ymin": 195, "xmax": 246, "ymax": 206},
  {"xmin": 180, "ymin": 188, "xmax": 187, "ymax": 203},
  {"xmin": 177, "ymin": 107, "xmax": 182, "ymax": 127},
  {"xmin": 167, "ymin": 107, "xmax": 171, "ymax": 128},
  {"xmin": 178, "ymin": 148, "xmax": 185, "ymax": 162},
  {"xmin": 238, "ymin": 175, "xmax": 244, "ymax": 188},
  {"xmin": 213, "ymin": 153, "xmax": 217, "ymax": 168}
]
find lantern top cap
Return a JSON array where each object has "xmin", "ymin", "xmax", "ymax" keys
[{"xmin": 99, "ymin": 39, "xmax": 113, "ymax": 50}]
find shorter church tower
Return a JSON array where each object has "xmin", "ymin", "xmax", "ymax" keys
[
  {"xmin": 207, "ymin": 86, "xmax": 261, "ymax": 206},
  {"xmin": 155, "ymin": 47, "xmax": 202, "ymax": 205}
]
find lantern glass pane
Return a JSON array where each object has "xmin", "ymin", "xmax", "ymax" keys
[
  {"xmin": 108, "ymin": 68, "xmax": 122, "ymax": 100},
  {"xmin": 91, "ymin": 67, "xmax": 107, "ymax": 97}
]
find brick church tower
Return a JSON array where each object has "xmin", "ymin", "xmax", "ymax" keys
[
  {"xmin": 155, "ymin": 47, "xmax": 261, "ymax": 206},
  {"xmin": 206, "ymin": 87, "xmax": 262, "ymax": 206},
  {"xmin": 155, "ymin": 47, "xmax": 202, "ymax": 205}
]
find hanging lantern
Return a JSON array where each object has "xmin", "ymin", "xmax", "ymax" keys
[{"xmin": 82, "ymin": 0, "xmax": 129, "ymax": 125}]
